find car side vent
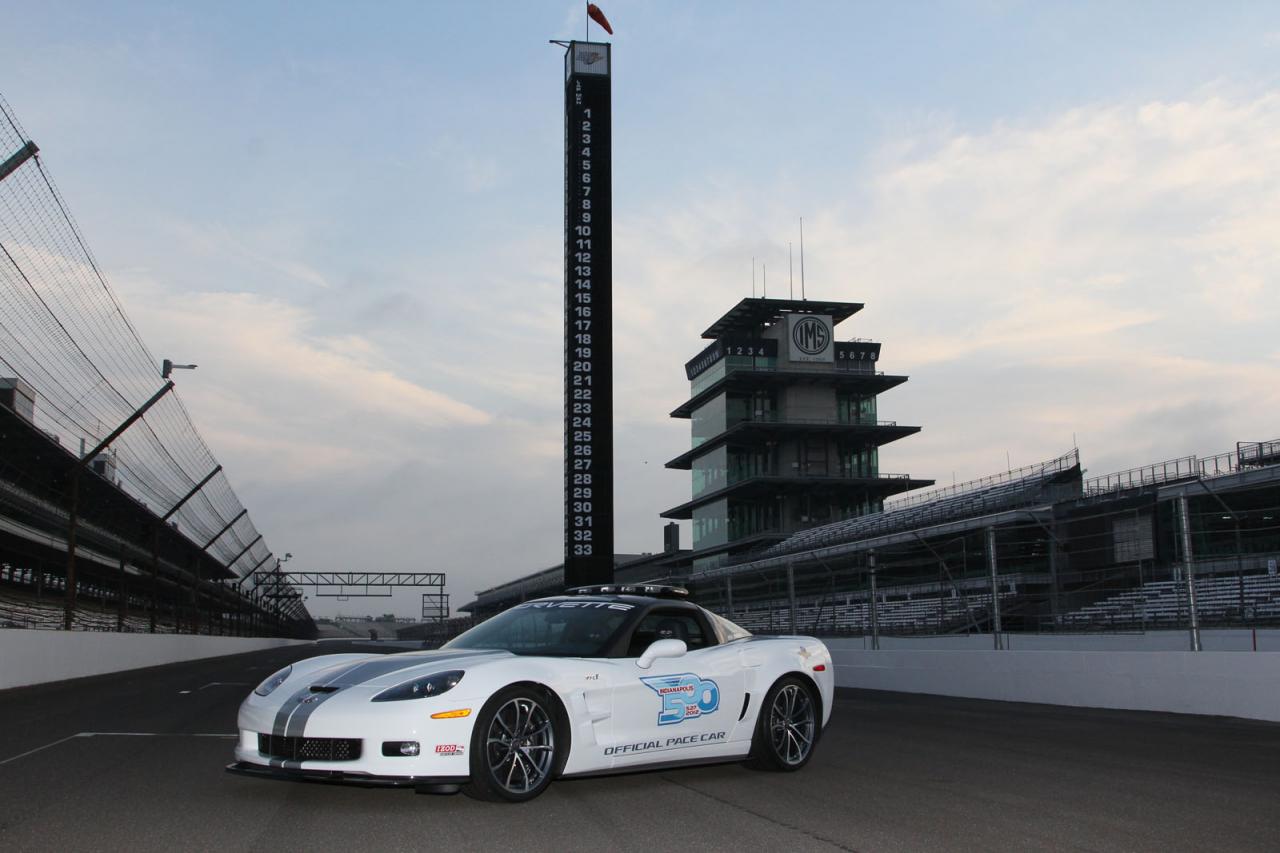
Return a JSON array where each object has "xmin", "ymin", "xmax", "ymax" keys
[{"xmin": 739, "ymin": 693, "xmax": 751, "ymax": 721}]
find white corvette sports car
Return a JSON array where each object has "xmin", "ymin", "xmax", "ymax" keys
[{"xmin": 227, "ymin": 585, "xmax": 833, "ymax": 802}]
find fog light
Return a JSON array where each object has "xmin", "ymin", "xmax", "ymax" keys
[{"xmin": 382, "ymin": 741, "xmax": 420, "ymax": 757}]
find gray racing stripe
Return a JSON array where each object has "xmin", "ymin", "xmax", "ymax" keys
[
  {"xmin": 318, "ymin": 650, "xmax": 497, "ymax": 688},
  {"xmin": 268, "ymin": 650, "xmax": 500, "ymax": 744},
  {"xmin": 272, "ymin": 659, "xmax": 354, "ymax": 738}
]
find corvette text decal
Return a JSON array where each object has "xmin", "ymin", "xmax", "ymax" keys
[
  {"xmin": 639, "ymin": 673, "xmax": 720, "ymax": 726},
  {"xmin": 514, "ymin": 600, "xmax": 633, "ymax": 611}
]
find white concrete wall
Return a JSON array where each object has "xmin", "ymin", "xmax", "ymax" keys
[
  {"xmin": 829, "ymin": 628, "xmax": 1280, "ymax": 652},
  {"xmin": 0, "ymin": 629, "xmax": 308, "ymax": 690},
  {"xmin": 830, "ymin": 644, "xmax": 1280, "ymax": 723}
]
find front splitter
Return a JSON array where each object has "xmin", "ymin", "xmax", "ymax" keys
[{"xmin": 225, "ymin": 761, "xmax": 467, "ymax": 791}]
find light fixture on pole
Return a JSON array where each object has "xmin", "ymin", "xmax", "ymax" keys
[{"xmin": 161, "ymin": 358, "xmax": 197, "ymax": 379}]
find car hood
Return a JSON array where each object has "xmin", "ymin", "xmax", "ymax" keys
[{"xmin": 299, "ymin": 648, "xmax": 514, "ymax": 689}]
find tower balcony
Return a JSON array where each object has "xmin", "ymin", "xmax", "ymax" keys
[
  {"xmin": 668, "ymin": 416, "xmax": 922, "ymax": 469},
  {"xmin": 673, "ymin": 366, "xmax": 908, "ymax": 419},
  {"xmin": 661, "ymin": 471, "xmax": 934, "ymax": 520}
]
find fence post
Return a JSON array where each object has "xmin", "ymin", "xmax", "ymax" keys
[
  {"xmin": 1047, "ymin": 517, "xmax": 1061, "ymax": 628},
  {"xmin": 787, "ymin": 561, "xmax": 797, "ymax": 635},
  {"xmin": 986, "ymin": 527, "xmax": 1002, "ymax": 650},
  {"xmin": 868, "ymin": 550, "xmax": 880, "ymax": 650},
  {"xmin": 1178, "ymin": 495, "xmax": 1202, "ymax": 652},
  {"xmin": 725, "ymin": 574, "xmax": 734, "ymax": 620},
  {"xmin": 117, "ymin": 554, "xmax": 126, "ymax": 632}
]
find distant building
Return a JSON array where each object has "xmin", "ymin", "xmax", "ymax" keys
[
  {"xmin": 0, "ymin": 377, "xmax": 35, "ymax": 423},
  {"xmin": 661, "ymin": 298, "xmax": 932, "ymax": 571}
]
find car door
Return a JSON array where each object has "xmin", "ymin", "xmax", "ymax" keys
[{"xmin": 606, "ymin": 607, "xmax": 747, "ymax": 768}]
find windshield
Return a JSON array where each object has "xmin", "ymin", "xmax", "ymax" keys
[
  {"xmin": 444, "ymin": 599, "xmax": 635, "ymax": 657},
  {"xmin": 710, "ymin": 611, "xmax": 752, "ymax": 641}
]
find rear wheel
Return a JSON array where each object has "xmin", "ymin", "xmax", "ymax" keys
[
  {"xmin": 463, "ymin": 686, "xmax": 562, "ymax": 802},
  {"xmin": 746, "ymin": 676, "xmax": 819, "ymax": 771}
]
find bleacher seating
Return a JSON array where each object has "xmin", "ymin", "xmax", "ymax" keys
[
  {"xmin": 724, "ymin": 586, "xmax": 1018, "ymax": 635},
  {"xmin": 0, "ymin": 585, "xmax": 180, "ymax": 632},
  {"xmin": 751, "ymin": 450, "xmax": 1080, "ymax": 561},
  {"xmin": 1061, "ymin": 574, "xmax": 1280, "ymax": 628}
]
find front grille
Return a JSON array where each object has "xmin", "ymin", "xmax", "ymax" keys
[{"xmin": 258, "ymin": 734, "xmax": 362, "ymax": 762}]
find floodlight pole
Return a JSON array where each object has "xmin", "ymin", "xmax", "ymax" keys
[{"xmin": 64, "ymin": 381, "xmax": 174, "ymax": 630}]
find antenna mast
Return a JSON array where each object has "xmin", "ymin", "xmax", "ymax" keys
[
  {"xmin": 799, "ymin": 218, "xmax": 806, "ymax": 300},
  {"xmin": 789, "ymin": 242, "xmax": 794, "ymax": 299}
]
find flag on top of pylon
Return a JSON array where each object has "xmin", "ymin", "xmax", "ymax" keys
[{"xmin": 587, "ymin": 3, "xmax": 614, "ymax": 35}]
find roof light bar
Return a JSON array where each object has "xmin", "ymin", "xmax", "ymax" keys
[{"xmin": 566, "ymin": 584, "xmax": 690, "ymax": 598}]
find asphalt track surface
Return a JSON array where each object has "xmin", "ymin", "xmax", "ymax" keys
[{"xmin": 2, "ymin": 641, "xmax": 1278, "ymax": 852}]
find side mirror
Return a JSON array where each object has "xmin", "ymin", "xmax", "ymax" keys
[{"xmin": 636, "ymin": 638, "xmax": 687, "ymax": 669}]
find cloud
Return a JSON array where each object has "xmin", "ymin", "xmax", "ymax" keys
[
  {"xmin": 123, "ymin": 281, "xmax": 488, "ymax": 425},
  {"xmin": 604, "ymin": 89, "xmax": 1280, "ymax": 494}
]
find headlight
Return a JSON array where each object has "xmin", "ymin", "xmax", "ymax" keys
[
  {"xmin": 372, "ymin": 670, "xmax": 464, "ymax": 702},
  {"xmin": 253, "ymin": 665, "xmax": 293, "ymax": 697}
]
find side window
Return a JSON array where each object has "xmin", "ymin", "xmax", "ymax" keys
[{"xmin": 626, "ymin": 609, "xmax": 712, "ymax": 657}]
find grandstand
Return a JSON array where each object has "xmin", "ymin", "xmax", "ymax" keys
[
  {"xmin": 1062, "ymin": 574, "xmax": 1280, "ymax": 630},
  {"xmin": 0, "ymin": 93, "xmax": 311, "ymax": 639},
  {"xmin": 752, "ymin": 449, "xmax": 1082, "ymax": 561},
  {"xmin": 440, "ymin": 438, "xmax": 1280, "ymax": 646},
  {"xmin": 687, "ymin": 437, "xmax": 1280, "ymax": 641}
]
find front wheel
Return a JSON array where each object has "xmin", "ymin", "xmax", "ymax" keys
[
  {"xmin": 463, "ymin": 686, "xmax": 562, "ymax": 802},
  {"xmin": 746, "ymin": 676, "xmax": 820, "ymax": 771}
]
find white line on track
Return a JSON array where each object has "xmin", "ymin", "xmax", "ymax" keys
[
  {"xmin": 0, "ymin": 733, "xmax": 87, "ymax": 766},
  {"xmin": 197, "ymin": 682, "xmax": 249, "ymax": 690},
  {"xmin": 87, "ymin": 732, "xmax": 238, "ymax": 738},
  {"xmin": 0, "ymin": 732, "xmax": 237, "ymax": 766}
]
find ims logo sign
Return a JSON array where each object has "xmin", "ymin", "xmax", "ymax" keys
[{"xmin": 787, "ymin": 314, "xmax": 833, "ymax": 363}]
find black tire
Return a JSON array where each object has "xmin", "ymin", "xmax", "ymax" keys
[
  {"xmin": 462, "ymin": 685, "xmax": 564, "ymax": 802},
  {"xmin": 746, "ymin": 675, "xmax": 820, "ymax": 771}
]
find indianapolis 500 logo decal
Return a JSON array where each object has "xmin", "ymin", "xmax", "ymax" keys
[{"xmin": 639, "ymin": 673, "xmax": 720, "ymax": 725}]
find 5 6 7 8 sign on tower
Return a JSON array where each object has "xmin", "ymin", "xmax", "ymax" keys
[{"xmin": 563, "ymin": 41, "xmax": 614, "ymax": 587}]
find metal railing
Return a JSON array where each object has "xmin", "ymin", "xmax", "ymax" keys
[
  {"xmin": 1084, "ymin": 456, "xmax": 1198, "ymax": 495},
  {"xmin": 1084, "ymin": 438, "xmax": 1280, "ymax": 496},
  {"xmin": 887, "ymin": 450, "xmax": 1079, "ymax": 511}
]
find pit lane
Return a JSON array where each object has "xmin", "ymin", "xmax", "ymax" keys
[{"xmin": 1, "ymin": 641, "xmax": 1277, "ymax": 852}]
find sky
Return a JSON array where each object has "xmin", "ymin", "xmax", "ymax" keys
[{"xmin": 2, "ymin": 1, "xmax": 1279, "ymax": 618}]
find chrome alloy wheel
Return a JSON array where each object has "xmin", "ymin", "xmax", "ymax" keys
[
  {"xmin": 768, "ymin": 683, "xmax": 815, "ymax": 766},
  {"xmin": 485, "ymin": 696, "xmax": 556, "ymax": 795}
]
